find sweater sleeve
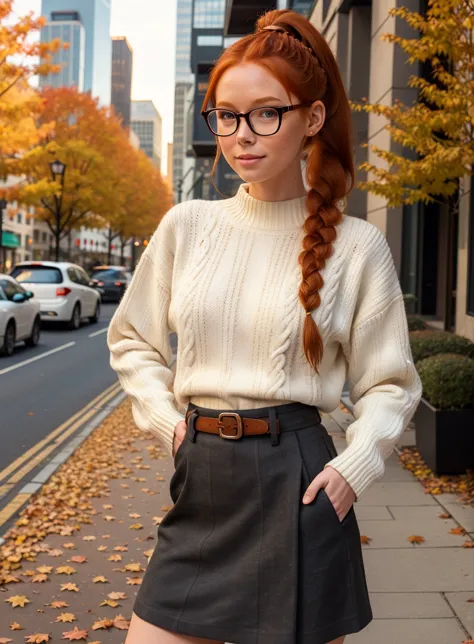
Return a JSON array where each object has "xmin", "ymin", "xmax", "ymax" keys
[
  {"xmin": 323, "ymin": 227, "xmax": 423, "ymax": 501},
  {"xmin": 107, "ymin": 206, "xmax": 186, "ymax": 456}
]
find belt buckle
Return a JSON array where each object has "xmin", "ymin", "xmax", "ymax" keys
[{"xmin": 217, "ymin": 412, "xmax": 243, "ymax": 440}]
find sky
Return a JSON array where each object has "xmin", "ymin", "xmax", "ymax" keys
[{"xmin": 13, "ymin": 0, "xmax": 178, "ymax": 174}]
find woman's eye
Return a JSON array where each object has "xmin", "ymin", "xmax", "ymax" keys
[
  {"xmin": 259, "ymin": 109, "xmax": 278, "ymax": 119},
  {"xmin": 218, "ymin": 111, "xmax": 235, "ymax": 121}
]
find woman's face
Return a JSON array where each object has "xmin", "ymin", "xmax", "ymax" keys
[{"xmin": 213, "ymin": 63, "xmax": 324, "ymax": 186}]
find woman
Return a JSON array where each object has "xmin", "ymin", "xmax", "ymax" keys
[{"xmin": 107, "ymin": 8, "xmax": 422, "ymax": 644}]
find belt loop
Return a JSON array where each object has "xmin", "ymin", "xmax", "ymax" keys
[
  {"xmin": 187, "ymin": 410, "xmax": 198, "ymax": 443},
  {"xmin": 269, "ymin": 406, "xmax": 279, "ymax": 446}
]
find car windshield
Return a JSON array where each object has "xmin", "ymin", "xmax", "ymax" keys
[
  {"xmin": 91, "ymin": 269, "xmax": 121, "ymax": 279},
  {"xmin": 11, "ymin": 266, "xmax": 63, "ymax": 284}
]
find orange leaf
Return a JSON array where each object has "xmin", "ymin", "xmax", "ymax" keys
[
  {"xmin": 49, "ymin": 601, "xmax": 69, "ymax": 608},
  {"xmin": 55, "ymin": 613, "xmax": 76, "ymax": 623},
  {"xmin": 92, "ymin": 576, "xmax": 108, "ymax": 583},
  {"xmin": 360, "ymin": 535, "xmax": 372, "ymax": 545},
  {"xmin": 5, "ymin": 595, "xmax": 30, "ymax": 607},
  {"xmin": 91, "ymin": 618, "xmax": 114, "ymax": 630},
  {"xmin": 32, "ymin": 574, "xmax": 48, "ymax": 583},
  {"xmin": 99, "ymin": 599, "xmax": 119, "ymax": 608},
  {"xmin": 47, "ymin": 549, "xmax": 63, "ymax": 557},
  {"xmin": 0, "ymin": 638, "xmax": 13, "ymax": 643},
  {"xmin": 9, "ymin": 623, "xmax": 22, "ymax": 630},
  {"xmin": 62, "ymin": 543, "xmax": 76, "ymax": 550},
  {"xmin": 126, "ymin": 577, "xmax": 142, "ymax": 585},
  {"xmin": 408, "ymin": 535, "xmax": 425, "ymax": 544},
  {"xmin": 60, "ymin": 627, "xmax": 88, "ymax": 640},
  {"xmin": 450, "ymin": 526, "xmax": 466, "ymax": 535},
  {"xmin": 70, "ymin": 556, "xmax": 86, "ymax": 564},
  {"xmin": 129, "ymin": 523, "xmax": 143, "ymax": 530},
  {"xmin": 462, "ymin": 541, "xmax": 474, "ymax": 548},
  {"xmin": 108, "ymin": 554, "xmax": 122, "ymax": 562},
  {"xmin": 107, "ymin": 591, "xmax": 127, "ymax": 600},
  {"xmin": 36, "ymin": 566, "xmax": 52, "ymax": 574},
  {"xmin": 55, "ymin": 566, "xmax": 76, "ymax": 575},
  {"xmin": 113, "ymin": 546, "xmax": 128, "ymax": 552},
  {"xmin": 113, "ymin": 614, "xmax": 130, "ymax": 630},
  {"xmin": 60, "ymin": 583, "xmax": 79, "ymax": 592},
  {"xmin": 124, "ymin": 563, "xmax": 143, "ymax": 572},
  {"xmin": 438, "ymin": 513, "xmax": 451, "ymax": 519},
  {"xmin": 24, "ymin": 635, "xmax": 50, "ymax": 643}
]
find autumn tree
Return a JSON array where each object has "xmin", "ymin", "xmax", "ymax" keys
[
  {"xmin": 0, "ymin": 0, "xmax": 63, "ymax": 188},
  {"xmin": 351, "ymin": 0, "xmax": 474, "ymax": 208},
  {"xmin": 16, "ymin": 86, "xmax": 129, "ymax": 260}
]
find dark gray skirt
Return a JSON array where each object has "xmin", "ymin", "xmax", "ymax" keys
[{"xmin": 134, "ymin": 401, "xmax": 373, "ymax": 644}]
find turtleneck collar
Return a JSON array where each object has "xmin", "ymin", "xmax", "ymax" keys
[{"xmin": 222, "ymin": 183, "xmax": 308, "ymax": 232}]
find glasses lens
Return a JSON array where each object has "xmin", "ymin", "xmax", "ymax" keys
[
  {"xmin": 249, "ymin": 107, "xmax": 280, "ymax": 135},
  {"xmin": 207, "ymin": 110, "xmax": 237, "ymax": 136}
]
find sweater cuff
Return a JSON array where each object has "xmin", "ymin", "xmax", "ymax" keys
[
  {"xmin": 323, "ymin": 433, "xmax": 385, "ymax": 501},
  {"xmin": 137, "ymin": 401, "xmax": 186, "ymax": 458}
]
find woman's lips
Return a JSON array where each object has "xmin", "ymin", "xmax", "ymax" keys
[{"xmin": 236, "ymin": 156, "xmax": 265, "ymax": 167}]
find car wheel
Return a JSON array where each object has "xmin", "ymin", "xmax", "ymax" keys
[
  {"xmin": 0, "ymin": 321, "xmax": 16, "ymax": 357},
  {"xmin": 68, "ymin": 303, "xmax": 81, "ymax": 330},
  {"xmin": 25, "ymin": 316, "xmax": 41, "ymax": 347},
  {"xmin": 89, "ymin": 301, "xmax": 100, "ymax": 324}
]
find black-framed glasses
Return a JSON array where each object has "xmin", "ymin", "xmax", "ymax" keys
[{"xmin": 201, "ymin": 104, "xmax": 310, "ymax": 137}]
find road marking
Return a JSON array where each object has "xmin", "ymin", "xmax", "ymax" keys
[
  {"xmin": 0, "ymin": 381, "xmax": 121, "ymax": 482},
  {"xmin": 0, "ymin": 493, "xmax": 31, "ymax": 526},
  {"xmin": 0, "ymin": 341, "xmax": 76, "ymax": 376},
  {"xmin": 88, "ymin": 327, "xmax": 108, "ymax": 338}
]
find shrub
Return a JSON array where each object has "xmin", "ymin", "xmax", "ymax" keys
[
  {"xmin": 407, "ymin": 316, "xmax": 427, "ymax": 331},
  {"xmin": 409, "ymin": 330, "xmax": 474, "ymax": 363},
  {"xmin": 416, "ymin": 353, "xmax": 474, "ymax": 410}
]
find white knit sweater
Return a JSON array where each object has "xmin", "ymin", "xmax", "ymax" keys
[{"xmin": 107, "ymin": 183, "xmax": 422, "ymax": 501}]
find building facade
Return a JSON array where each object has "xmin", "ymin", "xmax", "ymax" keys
[
  {"xmin": 40, "ymin": 0, "xmax": 112, "ymax": 106},
  {"xmin": 111, "ymin": 37, "xmax": 133, "ymax": 129},
  {"xmin": 39, "ymin": 13, "xmax": 85, "ymax": 91},
  {"xmin": 131, "ymin": 101, "xmax": 163, "ymax": 171}
]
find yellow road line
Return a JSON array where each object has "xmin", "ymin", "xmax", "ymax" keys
[
  {"xmin": 0, "ymin": 493, "xmax": 31, "ymax": 526},
  {"xmin": 6, "ymin": 383, "xmax": 122, "ymax": 486},
  {"xmin": 0, "ymin": 483, "xmax": 13, "ymax": 499},
  {"xmin": 0, "ymin": 381, "xmax": 120, "ymax": 483}
]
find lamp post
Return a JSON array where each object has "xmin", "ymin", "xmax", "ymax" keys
[
  {"xmin": 176, "ymin": 166, "xmax": 194, "ymax": 203},
  {"xmin": 49, "ymin": 159, "xmax": 66, "ymax": 262},
  {"xmin": 0, "ymin": 198, "xmax": 6, "ymax": 272}
]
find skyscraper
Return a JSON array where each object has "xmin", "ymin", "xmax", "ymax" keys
[
  {"xmin": 40, "ymin": 0, "xmax": 112, "ymax": 106},
  {"xmin": 39, "ymin": 11, "xmax": 85, "ymax": 91},
  {"xmin": 173, "ymin": 0, "xmax": 194, "ymax": 191},
  {"xmin": 111, "ymin": 37, "xmax": 133, "ymax": 129},
  {"xmin": 131, "ymin": 101, "xmax": 163, "ymax": 171}
]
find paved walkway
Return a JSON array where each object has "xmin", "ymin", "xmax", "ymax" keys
[
  {"xmin": 0, "ymin": 400, "xmax": 473, "ymax": 643},
  {"xmin": 327, "ymin": 405, "xmax": 474, "ymax": 644}
]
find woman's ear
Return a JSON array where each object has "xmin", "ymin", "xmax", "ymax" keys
[{"xmin": 306, "ymin": 100, "xmax": 325, "ymax": 137}]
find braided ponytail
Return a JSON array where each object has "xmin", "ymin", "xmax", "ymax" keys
[{"xmin": 203, "ymin": 9, "xmax": 354, "ymax": 373}]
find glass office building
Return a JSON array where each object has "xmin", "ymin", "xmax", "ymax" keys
[
  {"xmin": 40, "ymin": 0, "xmax": 112, "ymax": 106},
  {"xmin": 40, "ymin": 16, "xmax": 85, "ymax": 91},
  {"xmin": 193, "ymin": 0, "xmax": 226, "ymax": 28}
]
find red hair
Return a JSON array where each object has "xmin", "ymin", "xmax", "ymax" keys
[{"xmin": 202, "ymin": 9, "xmax": 354, "ymax": 373}]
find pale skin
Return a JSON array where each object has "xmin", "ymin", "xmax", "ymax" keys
[{"xmin": 126, "ymin": 62, "xmax": 355, "ymax": 644}]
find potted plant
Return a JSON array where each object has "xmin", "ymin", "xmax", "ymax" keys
[
  {"xmin": 414, "ymin": 353, "xmax": 474, "ymax": 474},
  {"xmin": 409, "ymin": 330, "xmax": 474, "ymax": 363}
]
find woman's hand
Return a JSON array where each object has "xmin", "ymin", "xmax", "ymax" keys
[
  {"xmin": 302, "ymin": 465, "xmax": 356, "ymax": 522},
  {"xmin": 172, "ymin": 420, "xmax": 188, "ymax": 458}
]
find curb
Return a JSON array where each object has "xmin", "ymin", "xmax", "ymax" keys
[{"xmin": 0, "ymin": 388, "xmax": 127, "ymax": 543}]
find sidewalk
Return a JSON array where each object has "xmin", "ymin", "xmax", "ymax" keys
[{"xmin": 0, "ymin": 399, "xmax": 473, "ymax": 644}]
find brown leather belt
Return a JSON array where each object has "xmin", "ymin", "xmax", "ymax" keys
[{"xmin": 185, "ymin": 409, "xmax": 280, "ymax": 440}]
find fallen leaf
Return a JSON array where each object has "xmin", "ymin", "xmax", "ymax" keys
[
  {"xmin": 5, "ymin": 595, "xmax": 30, "ymax": 607},
  {"xmin": 49, "ymin": 601, "xmax": 69, "ymax": 608},
  {"xmin": 99, "ymin": 599, "xmax": 119, "ymax": 608},
  {"xmin": 126, "ymin": 577, "xmax": 142, "ymax": 585},
  {"xmin": 55, "ymin": 566, "xmax": 76, "ymax": 575},
  {"xmin": 439, "ymin": 513, "xmax": 451, "ymax": 519},
  {"xmin": 107, "ymin": 591, "xmax": 127, "ymax": 600},
  {"xmin": 32, "ymin": 574, "xmax": 48, "ymax": 583},
  {"xmin": 9, "ymin": 623, "xmax": 22, "ymax": 630},
  {"xmin": 97, "ymin": 546, "xmax": 108, "ymax": 552},
  {"xmin": 62, "ymin": 543, "xmax": 76, "ymax": 549},
  {"xmin": 60, "ymin": 627, "xmax": 88, "ymax": 640},
  {"xmin": 152, "ymin": 516, "xmax": 162, "ymax": 526},
  {"xmin": 108, "ymin": 554, "xmax": 122, "ymax": 562},
  {"xmin": 144, "ymin": 549, "xmax": 154, "ymax": 557},
  {"xmin": 450, "ymin": 526, "xmax": 466, "ymax": 535},
  {"xmin": 3, "ymin": 575, "xmax": 21, "ymax": 584},
  {"xmin": 24, "ymin": 635, "xmax": 50, "ymax": 643},
  {"xmin": 113, "ymin": 614, "xmax": 130, "ymax": 630},
  {"xmin": 60, "ymin": 583, "xmax": 79, "ymax": 592},
  {"xmin": 360, "ymin": 535, "xmax": 372, "ymax": 545},
  {"xmin": 103, "ymin": 515, "xmax": 115, "ymax": 522},
  {"xmin": 129, "ymin": 523, "xmax": 143, "ymax": 530},
  {"xmin": 82, "ymin": 536, "xmax": 96, "ymax": 541},
  {"xmin": 129, "ymin": 513, "xmax": 141, "ymax": 519},
  {"xmin": 113, "ymin": 546, "xmax": 128, "ymax": 552},
  {"xmin": 70, "ymin": 556, "xmax": 87, "ymax": 564},
  {"xmin": 93, "ymin": 576, "xmax": 108, "ymax": 583},
  {"xmin": 55, "ymin": 613, "xmax": 76, "ymax": 623},
  {"xmin": 462, "ymin": 541, "xmax": 474, "ymax": 548},
  {"xmin": 48, "ymin": 549, "xmax": 63, "ymax": 557},
  {"xmin": 36, "ymin": 566, "xmax": 52, "ymax": 574},
  {"xmin": 124, "ymin": 563, "xmax": 143, "ymax": 572},
  {"xmin": 0, "ymin": 638, "xmax": 13, "ymax": 643},
  {"xmin": 408, "ymin": 535, "xmax": 425, "ymax": 544},
  {"xmin": 91, "ymin": 618, "xmax": 114, "ymax": 630}
]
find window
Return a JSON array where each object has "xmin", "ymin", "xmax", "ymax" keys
[
  {"xmin": 0, "ymin": 278, "xmax": 24, "ymax": 300},
  {"xmin": 11, "ymin": 265, "xmax": 63, "ymax": 284},
  {"xmin": 17, "ymin": 213, "xmax": 22, "ymax": 224},
  {"xmin": 67, "ymin": 267, "xmax": 79, "ymax": 283}
]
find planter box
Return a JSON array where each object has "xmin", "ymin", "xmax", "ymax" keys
[{"xmin": 414, "ymin": 397, "xmax": 474, "ymax": 474}]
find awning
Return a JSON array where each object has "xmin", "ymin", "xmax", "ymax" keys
[
  {"xmin": 1, "ymin": 231, "xmax": 20, "ymax": 248},
  {"xmin": 224, "ymin": 0, "xmax": 278, "ymax": 35}
]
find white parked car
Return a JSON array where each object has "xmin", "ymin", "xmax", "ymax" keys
[
  {"xmin": 0, "ymin": 274, "xmax": 41, "ymax": 356},
  {"xmin": 10, "ymin": 261, "xmax": 101, "ymax": 330}
]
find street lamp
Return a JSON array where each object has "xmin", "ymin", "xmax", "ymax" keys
[
  {"xmin": 49, "ymin": 159, "xmax": 66, "ymax": 262},
  {"xmin": 0, "ymin": 198, "xmax": 7, "ymax": 272},
  {"xmin": 175, "ymin": 166, "xmax": 194, "ymax": 203}
]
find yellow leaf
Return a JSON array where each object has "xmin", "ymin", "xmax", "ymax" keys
[
  {"xmin": 55, "ymin": 613, "xmax": 76, "ymax": 623},
  {"xmin": 92, "ymin": 576, "xmax": 108, "ymax": 583},
  {"xmin": 5, "ymin": 595, "xmax": 30, "ymax": 607}
]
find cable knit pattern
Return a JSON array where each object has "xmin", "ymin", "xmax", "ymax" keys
[{"xmin": 107, "ymin": 183, "xmax": 422, "ymax": 501}]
